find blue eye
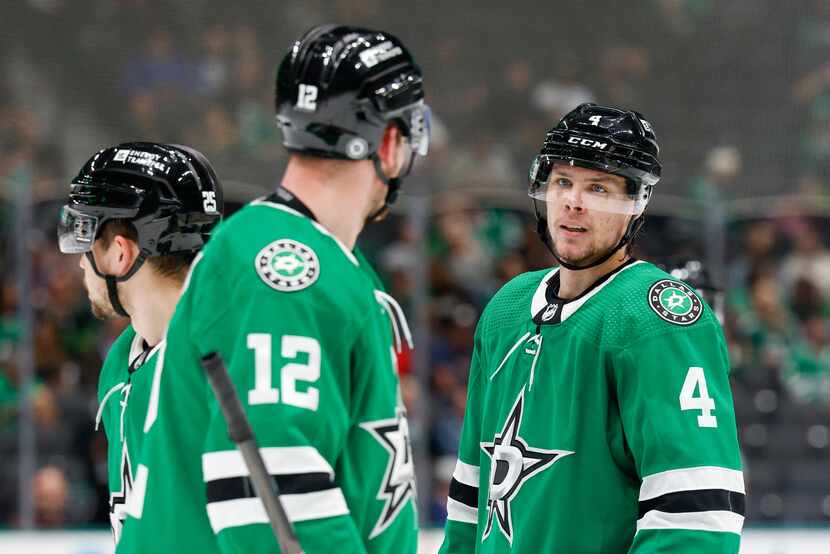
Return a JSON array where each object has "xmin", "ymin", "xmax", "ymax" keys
[
  {"xmin": 555, "ymin": 178, "xmax": 571, "ymax": 188},
  {"xmin": 591, "ymin": 183, "xmax": 607, "ymax": 194}
]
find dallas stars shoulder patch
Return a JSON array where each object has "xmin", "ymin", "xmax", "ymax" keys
[
  {"xmin": 255, "ymin": 239, "xmax": 319, "ymax": 292},
  {"xmin": 648, "ymin": 279, "xmax": 704, "ymax": 326}
]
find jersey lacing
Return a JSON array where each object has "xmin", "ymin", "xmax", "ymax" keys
[
  {"xmin": 95, "ymin": 382, "xmax": 125, "ymax": 431},
  {"xmin": 487, "ymin": 330, "xmax": 545, "ymax": 392}
]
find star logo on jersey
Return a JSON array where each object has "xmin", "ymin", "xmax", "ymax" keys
[
  {"xmin": 648, "ymin": 279, "xmax": 703, "ymax": 326},
  {"xmin": 361, "ymin": 411, "xmax": 417, "ymax": 539},
  {"xmin": 480, "ymin": 389, "xmax": 573, "ymax": 544},
  {"xmin": 255, "ymin": 239, "xmax": 319, "ymax": 292},
  {"xmin": 109, "ymin": 441, "xmax": 133, "ymax": 543}
]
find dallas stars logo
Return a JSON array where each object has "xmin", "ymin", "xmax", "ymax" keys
[
  {"xmin": 255, "ymin": 239, "xmax": 319, "ymax": 292},
  {"xmin": 648, "ymin": 279, "xmax": 703, "ymax": 326},
  {"xmin": 480, "ymin": 389, "xmax": 573, "ymax": 544},
  {"xmin": 361, "ymin": 411, "xmax": 416, "ymax": 538}
]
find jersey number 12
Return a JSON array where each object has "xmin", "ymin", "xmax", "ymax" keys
[{"xmin": 247, "ymin": 333, "xmax": 320, "ymax": 411}]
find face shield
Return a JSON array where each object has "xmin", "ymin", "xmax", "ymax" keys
[
  {"xmin": 57, "ymin": 181, "xmax": 145, "ymax": 253},
  {"xmin": 393, "ymin": 103, "xmax": 431, "ymax": 180},
  {"xmin": 368, "ymin": 68, "xmax": 430, "ymax": 171},
  {"xmin": 406, "ymin": 102, "xmax": 431, "ymax": 157},
  {"xmin": 57, "ymin": 205, "xmax": 100, "ymax": 253},
  {"xmin": 528, "ymin": 156, "xmax": 652, "ymax": 216}
]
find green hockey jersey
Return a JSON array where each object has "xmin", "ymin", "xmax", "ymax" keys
[
  {"xmin": 440, "ymin": 260, "xmax": 744, "ymax": 554},
  {"xmin": 95, "ymin": 325, "xmax": 163, "ymax": 544},
  {"xmin": 118, "ymin": 191, "xmax": 417, "ymax": 554}
]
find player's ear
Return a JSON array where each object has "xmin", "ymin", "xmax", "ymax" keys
[
  {"xmin": 110, "ymin": 235, "xmax": 141, "ymax": 277},
  {"xmin": 377, "ymin": 123, "xmax": 404, "ymax": 178}
]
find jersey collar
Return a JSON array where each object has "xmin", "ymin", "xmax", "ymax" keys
[
  {"xmin": 251, "ymin": 188, "xmax": 360, "ymax": 267},
  {"xmin": 264, "ymin": 187, "xmax": 318, "ymax": 221},
  {"xmin": 530, "ymin": 260, "xmax": 645, "ymax": 325},
  {"xmin": 128, "ymin": 332, "xmax": 164, "ymax": 373}
]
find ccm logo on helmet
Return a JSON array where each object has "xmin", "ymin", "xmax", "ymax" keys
[{"xmin": 567, "ymin": 136, "xmax": 608, "ymax": 150}]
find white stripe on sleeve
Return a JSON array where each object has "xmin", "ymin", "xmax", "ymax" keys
[
  {"xmin": 636, "ymin": 510, "xmax": 744, "ymax": 535},
  {"xmin": 639, "ymin": 466, "xmax": 745, "ymax": 501},
  {"xmin": 452, "ymin": 460, "xmax": 480, "ymax": 488},
  {"xmin": 206, "ymin": 489, "xmax": 350, "ymax": 533},
  {"xmin": 202, "ymin": 446, "xmax": 335, "ymax": 481},
  {"xmin": 446, "ymin": 497, "xmax": 478, "ymax": 524}
]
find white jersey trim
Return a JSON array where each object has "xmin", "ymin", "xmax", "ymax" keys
[
  {"xmin": 452, "ymin": 460, "xmax": 480, "ymax": 488},
  {"xmin": 95, "ymin": 382, "xmax": 125, "ymax": 431},
  {"xmin": 202, "ymin": 447, "xmax": 335, "ymax": 482},
  {"xmin": 530, "ymin": 268, "xmax": 559, "ymax": 317},
  {"xmin": 142, "ymin": 341, "xmax": 167, "ymax": 433},
  {"xmin": 128, "ymin": 333, "xmax": 144, "ymax": 364},
  {"xmin": 251, "ymin": 199, "xmax": 359, "ymax": 267},
  {"xmin": 206, "ymin": 489, "xmax": 350, "ymax": 532},
  {"xmin": 125, "ymin": 464, "xmax": 149, "ymax": 519},
  {"xmin": 447, "ymin": 497, "xmax": 478, "ymax": 524},
  {"xmin": 640, "ymin": 466, "xmax": 745, "ymax": 501},
  {"xmin": 636, "ymin": 510, "xmax": 744, "ymax": 535},
  {"xmin": 374, "ymin": 290, "xmax": 414, "ymax": 352},
  {"xmin": 529, "ymin": 261, "xmax": 647, "ymax": 321}
]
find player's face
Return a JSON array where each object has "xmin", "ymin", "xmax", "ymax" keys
[
  {"xmin": 545, "ymin": 165, "xmax": 633, "ymax": 267},
  {"xmin": 79, "ymin": 241, "xmax": 118, "ymax": 320}
]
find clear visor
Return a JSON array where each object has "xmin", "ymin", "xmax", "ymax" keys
[
  {"xmin": 529, "ymin": 158, "xmax": 651, "ymax": 216},
  {"xmin": 408, "ymin": 103, "xmax": 431, "ymax": 157},
  {"xmin": 393, "ymin": 103, "xmax": 431, "ymax": 180},
  {"xmin": 57, "ymin": 205, "xmax": 100, "ymax": 253}
]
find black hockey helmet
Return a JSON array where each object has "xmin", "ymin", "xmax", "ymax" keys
[
  {"xmin": 529, "ymin": 103, "xmax": 662, "ymax": 270},
  {"xmin": 275, "ymin": 25, "xmax": 430, "ymax": 210},
  {"xmin": 58, "ymin": 142, "xmax": 224, "ymax": 315}
]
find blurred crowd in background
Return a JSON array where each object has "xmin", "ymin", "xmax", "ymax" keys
[{"xmin": 3, "ymin": 0, "xmax": 830, "ymax": 530}]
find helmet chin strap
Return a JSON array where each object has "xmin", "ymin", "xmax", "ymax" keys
[
  {"xmin": 366, "ymin": 152, "xmax": 409, "ymax": 223},
  {"xmin": 533, "ymin": 200, "xmax": 645, "ymax": 271},
  {"xmin": 85, "ymin": 250, "xmax": 148, "ymax": 318}
]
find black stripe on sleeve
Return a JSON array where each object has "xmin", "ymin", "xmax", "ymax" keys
[
  {"xmin": 638, "ymin": 489, "xmax": 746, "ymax": 519},
  {"xmin": 449, "ymin": 477, "xmax": 479, "ymax": 509},
  {"xmin": 206, "ymin": 472, "xmax": 335, "ymax": 504}
]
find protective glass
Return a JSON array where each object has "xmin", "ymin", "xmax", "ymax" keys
[
  {"xmin": 57, "ymin": 205, "xmax": 100, "ymax": 253},
  {"xmin": 395, "ymin": 103, "xmax": 431, "ymax": 179},
  {"xmin": 528, "ymin": 157, "xmax": 651, "ymax": 216},
  {"xmin": 408, "ymin": 103, "xmax": 431, "ymax": 157}
]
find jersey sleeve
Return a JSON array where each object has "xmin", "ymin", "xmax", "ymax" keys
[
  {"xmin": 613, "ymin": 319, "xmax": 744, "ymax": 554},
  {"xmin": 190, "ymin": 242, "xmax": 371, "ymax": 553},
  {"xmin": 438, "ymin": 321, "xmax": 486, "ymax": 554}
]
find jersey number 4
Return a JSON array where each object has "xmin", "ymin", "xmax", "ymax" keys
[
  {"xmin": 247, "ymin": 333, "xmax": 319, "ymax": 411},
  {"xmin": 679, "ymin": 366, "xmax": 717, "ymax": 428}
]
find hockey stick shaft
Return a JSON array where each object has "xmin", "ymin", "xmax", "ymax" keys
[{"xmin": 201, "ymin": 352, "xmax": 303, "ymax": 554}]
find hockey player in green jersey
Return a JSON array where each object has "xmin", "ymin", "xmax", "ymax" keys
[
  {"xmin": 57, "ymin": 142, "xmax": 224, "ymax": 543},
  {"xmin": 117, "ymin": 25, "xmax": 430, "ymax": 553},
  {"xmin": 440, "ymin": 104, "xmax": 744, "ymax": 553}
]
